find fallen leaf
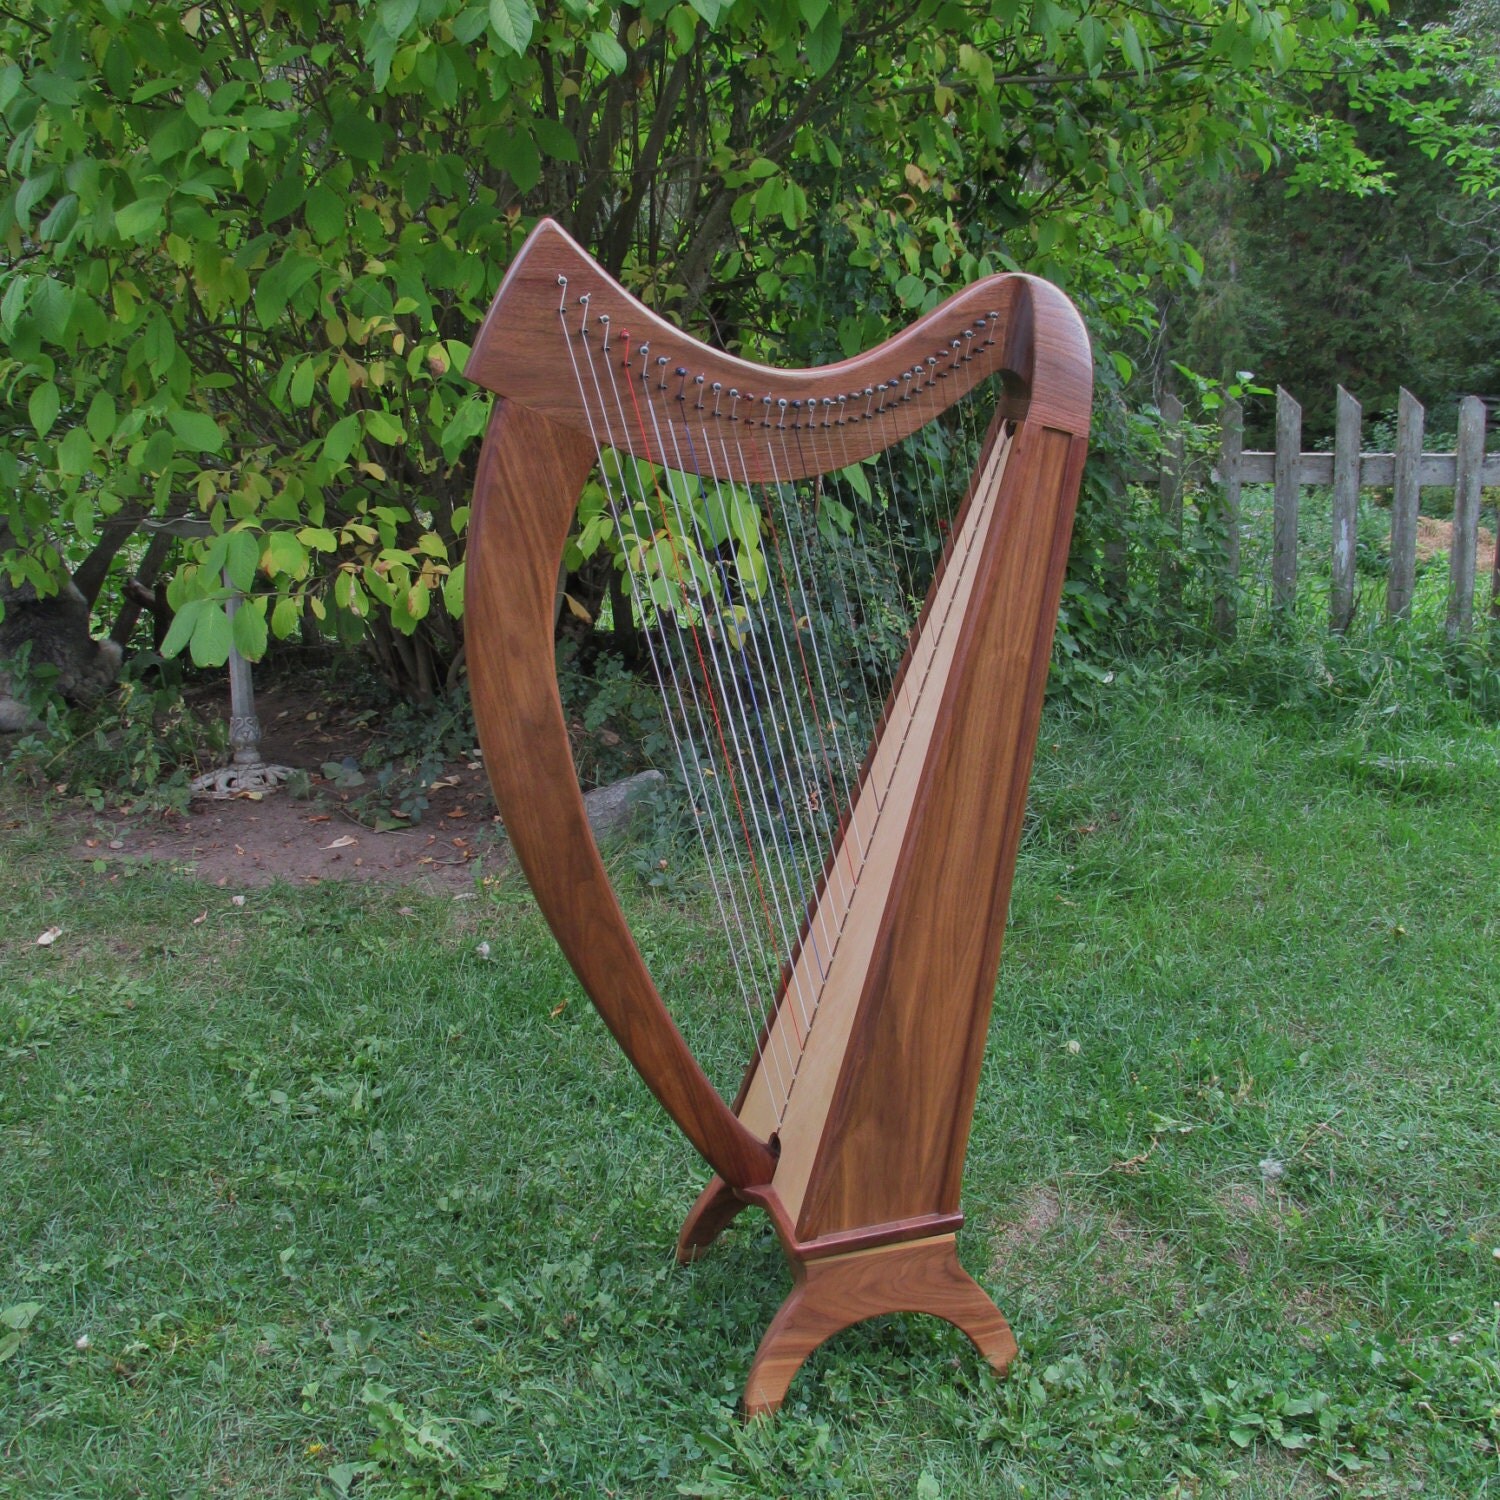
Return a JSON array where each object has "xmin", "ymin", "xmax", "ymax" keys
[
  {"xmin": 35, "ymin": 927, "xmax": 62, "ymax": 946},
  {"xmin": 397, "ymin": 906, "xmax": 416, "ymax": 917},
  {"xmin": 322, "ymin": 835, "xmax": 358, "ymax": 850},
  {"xmin": 550, "ymin": 999, "xmax": 568, "ymax": 1018},
  {"xmin": 191, "ymin": 911, "xmax": 207, "ymax": 925}
]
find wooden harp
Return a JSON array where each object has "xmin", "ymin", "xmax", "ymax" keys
[{"xmin": 462, "ymin": 219, "xmax": 1091, "ymax": 1415}]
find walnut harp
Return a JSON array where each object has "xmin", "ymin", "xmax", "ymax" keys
[{"xmin": 462, "ymin": 218, "xmax": 1092, "ymax": 1415}]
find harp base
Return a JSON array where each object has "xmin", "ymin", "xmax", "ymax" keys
[
  {"xmin": 677, "ymin": 1174, "xmax": 750, "ymax": 1263},
  {"xmin": 679, "ymin": 1182, "xmax": 1016, "ymax": 1416},
  {"xmin": 744, "ymin": 1233, "xmax": 1017, "ymax": 1418}
]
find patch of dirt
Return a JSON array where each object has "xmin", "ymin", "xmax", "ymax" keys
[
  {"xmin": 1415, "ymin": 513, "xmax": 1497, "ymax": 575},
  {"xmin": 68, "ymin": 682, "xmax": 506, "ymax": 892},
  {"xmin": 988, "ymin": 1185, "xmax": 1064, "ymax": 1281},
  {"xmin": 989, "ymin": 1184, "xmax": 1178, "ymax": 1303}
]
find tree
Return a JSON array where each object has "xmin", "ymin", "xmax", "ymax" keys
[
  {"xmin": 1159, "ymin": 3, "xmax": 1500, "ymax": 439},
  {"xmin": 2, "ymin": 0, "xmax": 1494, "ymax": 700}
]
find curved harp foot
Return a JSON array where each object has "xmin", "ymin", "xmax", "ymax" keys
[
  {"xmin": 677, "ymin": 1175, "xmax": 750, "ymax": 1263},
  {"xmin": 743, "ymin": 1235, "xmax": 1017, "ymax": 1418}
]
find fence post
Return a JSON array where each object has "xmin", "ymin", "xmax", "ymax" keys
[
  {"xmin": 1387, "ymin": 387, "xmax": 1424, "ymax": 619},
  {"xmin": 1447, "ymin": 395, "xmax": 1486, "ymax": 639},
  {"xmin": 1272, "ymin": 387, "xmax": 1301, "ymax": 615},
  {"xmin": 1158, "ymin": 393, "xmax": 1184, "ymax": 610},
  {"xmin": 1330, "ymin": 387, "xmax": 1361, "ymax": 633},
  {"xmin": 1214, "ymin": 398, "xmax": 1242, "ymax": 639}
]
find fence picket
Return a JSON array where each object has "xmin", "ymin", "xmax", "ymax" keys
[
  {"xmin": 1273, "ymin": 387, "xmax": 1302, "ymax": 612},
  {"xmin": 1388, "ymin": 388, "xmax": 1425, "ymax": 619},
  {"xmin": 1448, "ymin": 395, "xmax": 1486, "ymax": 638},
  {"xmin": 1331, "ymin": 387, "xmax": 1361, "ymax": 633},
  {"xmin": 1214, "ymin": 399, "xmax": 1243, "ymax": 639},
  {"xmin": 1150, "ymin": 385, "xmax": 1497, "ymax": 633}
]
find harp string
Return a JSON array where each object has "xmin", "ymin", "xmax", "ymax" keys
[
  {"xmin": 677, "ymin": 420, "xmax": 857, "ymax": 959},
  {"xmin": 656, "ymin": 414, "xmax": 843, "ymax": 988},
  {"xmin": 759, "ymin": 398, "xmax": 1015, "ymax": 1123},
  {"xmin": 557, "ymin": 300, "xmax": 799, "ymax": 1105},
  {"xmin": 608, "ymin": 335, "xmax": 819, "ymax": 1052},
  {"xmin": 555, "ymin": 283, "xmax": 1011, "ymax": 1114}
]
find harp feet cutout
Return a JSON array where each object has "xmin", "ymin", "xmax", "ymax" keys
[
  {"xmin": 677, "ymin": 1183, "xmax": 1016, "ymax": 1415},
  {"xmin": 747, "ymin": 1235, "xmax": 1017, "ymax": 1418}
]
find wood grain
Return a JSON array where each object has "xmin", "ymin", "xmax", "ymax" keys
[
  {"xmin": 464, "ymin": 218, "xmax": 1089, "ymax": 479},
  {"xmin": 461, "ymin": 217, "xmax": 1093, "ymax": 1415},
  {"xmin": 742, "ymin": 1235, "xmax": 1017, "ymax": 1417}
]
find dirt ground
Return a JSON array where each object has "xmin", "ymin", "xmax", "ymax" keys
[
  {"xmin": 66, "ymin": 682, "xmax": 507, "ymax": 893},
  {"xmin": 1416, "ymin": 513, "xmax": 1497, "ymax": 574}
]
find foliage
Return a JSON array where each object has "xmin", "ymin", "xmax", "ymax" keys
[
  {"xmin": 1161, "ymin": 7, "xmax": 1500, "ymax": 441},
  {"xmin": 3, "ymin": 0, "xmax": 1495, "ymax": 705},
  {"xmin": 0, "ymin": 652, "xmax": 224, "ymax": 812}
]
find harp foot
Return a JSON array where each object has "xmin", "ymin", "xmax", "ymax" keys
[
  {"xmin": 677, "ymin": 1174, "xmax": 750, "ymax": 1263},
  {"xmin": 743, "ymin": 1234, "xmax": 1016, "ymax": 1418}
]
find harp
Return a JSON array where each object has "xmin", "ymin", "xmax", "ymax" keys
[{"xmin": 462, "ymin": 219, "xmax": 1091, "ymax": 1415}]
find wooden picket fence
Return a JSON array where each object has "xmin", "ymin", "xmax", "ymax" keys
[{"xmin": 1155, "ymin": 388, "xmax": 1500, "ymax": 638}]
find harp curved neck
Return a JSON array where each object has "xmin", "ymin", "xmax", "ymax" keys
[{"xmin": 464, "ymin": 218, "xmax": 1088, "ymax": 480}]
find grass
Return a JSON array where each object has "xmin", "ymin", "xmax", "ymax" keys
[{"xmin": 2, "ymin": 670, "xmax": 1498, "ymax": 1497}]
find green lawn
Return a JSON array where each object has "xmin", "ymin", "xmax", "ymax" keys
[{"xmin": 2, "ymin": 681, "xmax": 1498, "ymax": 1497}]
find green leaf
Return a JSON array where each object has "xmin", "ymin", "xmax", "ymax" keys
[
  {"xmin": 332, "ymin": 111, "xmax": 386, "ymax": 164},
  {"xmin": 378, "ymin": 0, "xmax": 419, "ymax": 37},
  {"xmin": 28, "ymin": 381, "xmax": 60, "ymax": 438},
  {"xmin": 86, "ymin": 391, "xmax": 117, "ymax": 443},
  {"xmin": 494, "ymin": 129, "xmax": 541, "ymax": 194},
  {"xmin": 532, "ymin": 117, "xmax": 579, "ymax": 163},
  {"xmin": 15, "ymin": 169, "xmax": 56, "ymax": 229},
  {"xmin": 264, "ymin": 531, "xmax": 310, "ymax": 579},
  {"xmin": 806, "ymin": 11, "xmax": 842, "ymax": 77},
  {"xmin": 840, "ymin": 462, "xmax": 871, "ymax": 503},
  {"xmin": 364, "ymin": 410, "xmax": 405, "ymax": 445},
  {"xmin": 114, "ymin": 198, "xmax": 163, "ymax": 240},
  {"xmin": 231, "ymin": 598, "xmax": 269, "ymax": 659},
  {"xmin": 225, "ymin": 530, "xmax": 260, "ymax": 592},
  {"xmin": 270, "ymin": 594, "xmax": 301, "ymax": 638},
  {"xmin": 488, "ymin": 0, "xmax": 536, "ymax": 55},
  {"xmin": 0, "ymin": 274, "xmax": 28, "ymax": 335},
  {"xmin": 168, "ymin": 409, "xmax": 226, "ymax": 453},
  {"xmin": 190, "ymin": 602, "xmax": 234, "ymax": 667},
  {"xmin": 443, "ymin": 559, "xmax": 465, "ymax": 618},
  {"xmin": 289, "ymin": 359, "xmax": 317, "ymax": 408},
  {"xmin": 585, "ymin": 31, "xmax": 628, "ymax": 75},
  {"xmin": 57, "ymin": 426, "xmax": 93, "ymax": 476},
  {"xmin": 305, "ymin": 186, "xmax": 344, "ymax": 244},
  {"xmin": 161, "ymin": 597, "xmax": 206, "ymax": 659},
  {"xmin": 0, "ymin": 1303, "xmax": 41, "ymax": 1331},
  {"xmin": 323, "ymin": 414, "xmax": 361, "ymax": 465}
]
